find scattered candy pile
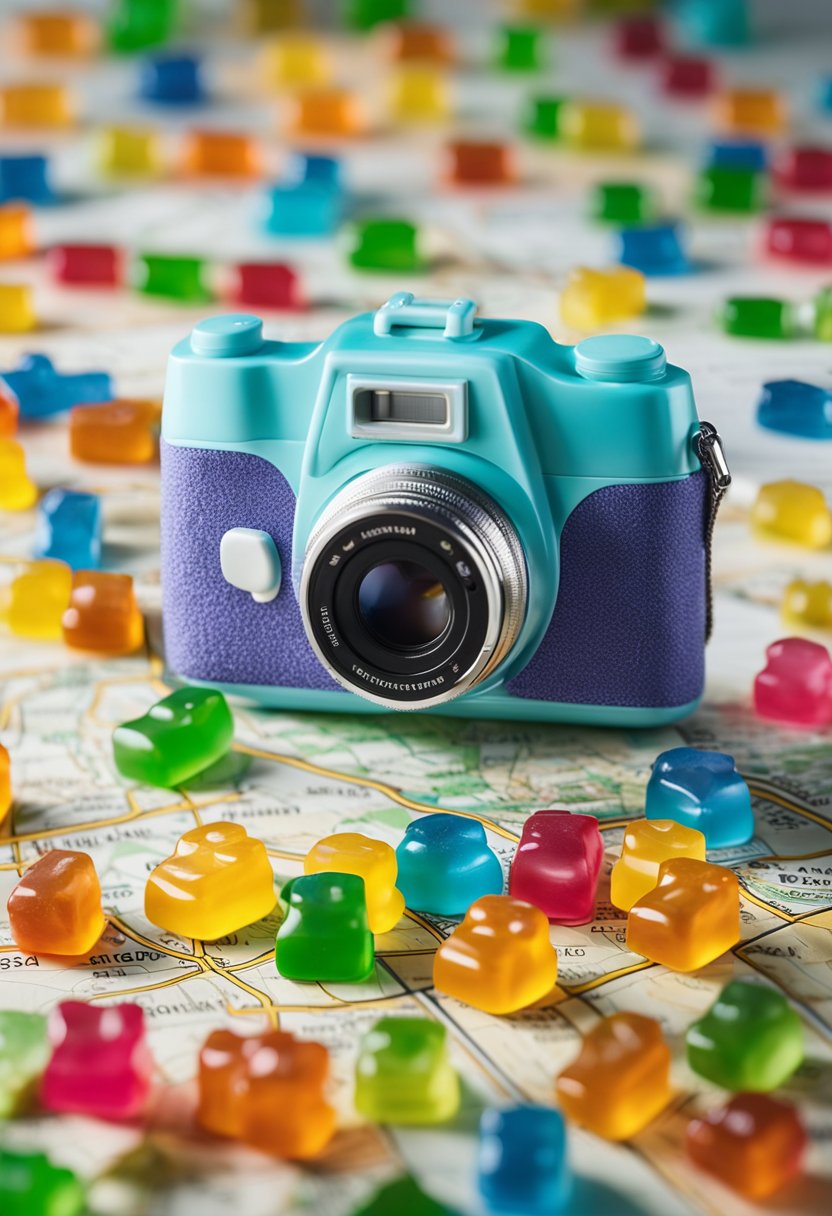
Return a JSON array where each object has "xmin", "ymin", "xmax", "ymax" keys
[{"xmin": 0, "ymin": 685, "xmax": 813, "ymax": 1208}]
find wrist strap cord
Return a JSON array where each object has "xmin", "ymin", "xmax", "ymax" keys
[{"xmin": 696, "ymin": 421, "xmax": 732, "ymax": 644}]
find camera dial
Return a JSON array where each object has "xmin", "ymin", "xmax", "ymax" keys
[{"xmin": 300, "ymin": 466, "xmax": 527, "ymax": 710}]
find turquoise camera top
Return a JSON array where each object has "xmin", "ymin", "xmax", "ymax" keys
[{"xmin": 162, "ymin": 293, "xmax": 723, "ymax": 724}]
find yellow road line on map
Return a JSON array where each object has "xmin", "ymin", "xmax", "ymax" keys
[
  {"xmin": 86, "ymin": 969, "xmax": 205, "ymax": 1002},
  {"xmin": 233, "ymin": 742, "xmax": 522, "ymax": 841},
  {"xmin": 562, "ymin": 958, "xmax": 655, "ymax": 995},
  {"xmin": 107, "ymin": 914, "xmax": 202, "ymax": 964},
  {"xmin": 202, "ymin": 954, "xmax": 279, "ymax": 1028}
]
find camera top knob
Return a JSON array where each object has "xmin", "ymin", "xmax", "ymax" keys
[
  {"xmin": 574, "ymin": 334, "xmax": 666, "ymax": 383},
  {"xmin": 190, "ymin": 314, "xmax": 264, "ymax": 358}
]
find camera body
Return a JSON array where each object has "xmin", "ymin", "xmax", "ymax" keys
[{"xmin": 161, "ymin": 293, "xmax": 713, "ymax": 725}]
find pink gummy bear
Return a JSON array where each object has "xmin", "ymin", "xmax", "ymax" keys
[
  {"xmin": 509, "ymin": 809, "xmax": 604, "ymax": 924},
  {"xmin": 753, "ymin": 638, "xmax": 832, "ymax": 728},
  {"xmin": 41, "ymin": 1001, "xmax": 153, "ymax": 1120}
]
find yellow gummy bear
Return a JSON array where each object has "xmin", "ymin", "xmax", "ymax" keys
[
  {"xmin": 560, "ymin": 100, "xmax": 640, "ymax": 151},
  {"xmin": 781, "ymin": 579, "xmax": 832, "ymax": 629},
  {"xmin": 0, "ymin": 440, "xmax": 37, "ymax": 510},
  {"xmin": 145, "ymin": 822, "xmax": 277, "ymax": 942},
  {"xmin": 0, "ymin": 83, "xmax": 74, "ymax": 128},
  {"xmin": 751, "ymin": 480, "xmax": 832, "ymax": 550},
  {"xmin": 261, "ymin": 34, "xmax": 331, "ymax": 89},
  {"xmin": 610, "ymin": 818, "xmax": 706, "ymax": 912},
  {"xmin": 4, "ymin": 560, "xmax": 72, "ymax": 640},
  {"xmin": 304, "ymin": 832, "xmax": 404, "ymax": 934},
  {"xmin": 97, "ymin": 127, "xmax": 162, "ymax": 178},
  {"xmin": 388, "ymin": 66, "xmax": 451, "ymax": 124},
  {"xmin": 560, "ymin": 266, "xmax": 645, "ymax": 330},
  {"xmin": 0, "ymin": 284, "xmax": 36, "ymax": 334}
]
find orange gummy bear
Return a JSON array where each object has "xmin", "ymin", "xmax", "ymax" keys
[
  {"xmin": 197, "ymin": 1028, "xmax": 335, "ymax": 1159},
  {"xmin": 285, "ymin": 88, "xmax": 365, "ymax": 138},
  {"xmin": 627, "ymin": 858, "xmax": 740, "ymax": 972},
  {"xmin": 181, "ymin": 131, "xmax": 263, "ymax": 178},
  {"xmin": 555, "ymin": 1012, "xmax": 672, "ymax": 1139},
  {"xmin": 62, "ymin": 572, "xmax": 144, "ymax": 655},
  {"xmin": 69, "ymin": 399, "xmax": 159, "ymax": 465},
  {"xmin": 433, "ymin": 894, "xmax": 558, "ymax": 1014},
  {"xmin": 445, "ymin": 140, "xmax": 515, "ymax": 186},
  {"xmin": 7, "ymin": 850, "xmax": 106, "ymax": 955}
]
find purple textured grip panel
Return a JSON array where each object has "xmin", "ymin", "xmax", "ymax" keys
[
  {"xmin": 507, "ymin": 474, "xmax": 707, "ymax": 708},
  {"xmin": 161, "ymin": 442, "xmax": 339, "ymax": 691}
]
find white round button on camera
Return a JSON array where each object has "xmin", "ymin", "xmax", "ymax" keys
[{"xmin": 220, "ymin": 528, "xmax": 281, "ymax": 603}]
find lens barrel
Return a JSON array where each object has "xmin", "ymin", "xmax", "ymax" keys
[{"xmin": 300, "ymin": 465, "xmax": 527, "ymax": 709}]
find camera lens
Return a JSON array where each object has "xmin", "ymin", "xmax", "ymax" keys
[
  {"xmin": 357, "ymin": 560, "xmax": 452, "ymax": 651},
  {"xmin": 300, "ymin": 465, "xmax": 528, "ymax": 710}
]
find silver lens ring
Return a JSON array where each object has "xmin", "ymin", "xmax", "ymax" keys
[{"xmin": 300, "ymin": 465, "xmax": 528, "ymax": 710}]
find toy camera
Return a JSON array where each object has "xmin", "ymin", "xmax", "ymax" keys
[{"xmin": 161, "ymin": 292, "xmax": 729, "ymax": 724}]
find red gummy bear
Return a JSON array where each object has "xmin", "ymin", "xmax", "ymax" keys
[
  {"xmin": 613, "ymin": 16, "xmax": 664, "ymax": 61},
  {"xmin": 765, "ymin": 217, "xmax": 832, "ymax": 265},
  {"xmin": 659, "ymin": 56, "xmax": 716, "ymax": 99},
  {"xmin": 775, "ymin": 146, "xmax": 832, "ymax": 193},
  {"xmin": 753, "ymin": 638, "xmax": 832, "ymax": 728},
  {"xmin": 41, "ymin": 1001, "xmax": 153, "ymax": 1120},
  {"xmin": 509, "ymin": 809, "xmax": 603, "ymax": 925}
]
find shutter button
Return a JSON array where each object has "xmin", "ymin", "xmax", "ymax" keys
[
  {"xmin": 220, "ymin": 529, "xmax": 282, "ymax": 603},
  {"xmin": 191, "ymin": 315, "xmax": 264, "ymax": 358},
  {"xmin": 574, "ymin": 334, "xmax": 667, "ymax": 383}
]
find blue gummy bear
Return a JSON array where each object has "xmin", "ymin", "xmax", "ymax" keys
[
  {"xmin": 617, "ymin": 224, "xmax": 690, "ymax": 276},
  {"xmin": 139, "ymin": 53, "xmax": 204, "ymax": 105},
  {"xmin": 0, "ymin": 355, "xmax": 112, "ymax": 420},
  {"xmin": 707, "ymin": 141, "xmax": 768, "ymax": 172},
  {"xmin": 34, "ymin": 489, "xmax": 102, "ymax": 570},
  {"xmin": 0, "ymin": 154, "xmax": 54, "ymax": 205},
  {"xmin": 478, "ymin": 1106, "xmax": 571, "ymax": 1215},
  {"xmin": 673, "ymin": 0, "xmax": 750, "ymax": 47},
  {"xmin": 395, "ymin": 813, "xmax": 503, "ymax": 916},
  {"xmin": 757, "ymin": 379, "xmax": 832, "ymax": 441},
  {"xmin": 819, "ymin": 75, "xmax": 832, "ymax": 115},
  {"xmin": 646, "ymin": 747, "xmax": 754, "ymax": 850},
  {"xmin": 262, "ymin": 154, "xmax": 343, "ymax": 238},
  {"xmin": 288, "ymin": 153, "xmax": 341, "ymax": 189}
]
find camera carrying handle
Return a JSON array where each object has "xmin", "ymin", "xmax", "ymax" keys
[{"xmin": 374, "ymin": 292, "xmax": 477, "ymax": 340}]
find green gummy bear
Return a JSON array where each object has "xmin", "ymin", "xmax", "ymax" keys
[
  {"xmin": 687, "ymin": 980, "xmax": 804, "ymax": 1091},
  {"xmin": 524, "ymin": 96, "xmax": 567, "ymax": 141},
  {"xmin": 112, "ymin": 687, "xmax": 234, "ymax": 788},
  {"xmin": 496, "ymin": 25, "xmax": 544, "ymax": 73},
  {"xmin": 0, "ymin": 1149, "xmax": 85, "ymax": 1216},
  {"xmin": 344, "ymin": 0, "xmax": 409, "ymax": 30},
  {"xmin": 695, "ymin": 166, "xmax": 766, "ymax": 213},
  {"xmin": 0, "ymin": 1010, "xmax": 50, "ymax": 1117},
  {"xmin": 351, "ymin": 1175, "xmax": 462, "ymax": 1216},
  {"xmin": 135, "ymin": 254, "xmax": 213, "ymax": 303},
  {"xmin": 275, "ymin": 872, "xmax": 374, "ymax": 983},
  {"xmin": 720, "ymin": 296, "xmax": 794, "ymax": 339},
  {"xmin": 355, "ymin": 1017, "xmax": 460, "ymax": 1125},
  {"xmin": 591, "ymin": 181, "xmax": 655, "ymax": 225},
  {"xmin": 814, "ymin": 286, "xmax": 832, "ymax": 341},
  {"xmin": 107, "ymin": 0, "xmax": 178, "ymax": 53},
  {"xmin": 349, "ymin": 220, "xmax": 425, "ymax": 272}
]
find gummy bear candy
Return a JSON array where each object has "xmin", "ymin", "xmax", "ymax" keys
[
  {"xmin": 355, "ymin": 1017, "xmax": 460, "ymax": 1125},
  {"xmin": 555, "ymin": 1013, "xmax": 671, "ymax": 1140},
  {"xmin": 509, "ymin": 810, "xmax": 603, "ymax": 924},
  {"xmin": 753, "ymin": 638, "xmax": 832, "ymax": 728},
  {"xmin": 478, "ymin": 1105, "xmax": 571, "ymax": 1214},
  {"xmin": 275, "ymin": 872, "xmax": 374, "ymax": 982},
  {"xmin": 0, "ymin": 1010, "xmax": 49, "ymax": 1117},
  {"xmin": 751, "ymin": 480, "xmax": 832, "ymax": 549},
  {"xmin": 433, "ymin": 895, "xmax": 558, "ymax": 1014},
  {"xmin": 62, "ymin": 571, "xmax": 144, "ymax": 655},
  {"xmin": 646, "ymin": 747, "xmax": 754, "ymax": 849},
  {"xmin": 626, "ymin": 858, "xmax": 740, "ymax": 971},
  {"xmin": 304, "ymin": 832, "xmax": 404, "ymax": 934},
  {"xmin": 395, "ymin": 813, "xmax": 503, "ymax": 916},
  {"xmin": 686, "ymin": 1093, "xmax": 807, "ymax": 1200},
  {"xmin": 7, "ymin": 850, "xmax": 106, "ymax": 956},
  {"xmin": 113, "ymin": 687, "xmax": 234, "ymax": 788},
  {"xmin": 610, "ymin": 819, "xmax": 706, "ymax": 912},
  {"xmin": 145, "ymin": 822, "xmax": 276, "ymax": 941},
  {"xmin": 41, "ymin": 1000, "xmax": 153, "ymax": 1120},
  {"xmin": 4, "ymin": 560, "xmax": 72, "ymax": 640},
  {"xmin": 686, "ymin": 980, "xmax": 804, "ymax": 1091},
  {"xmin": 197, "ymin": 1028, "xmax": 335, "ymax": 1159}
]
